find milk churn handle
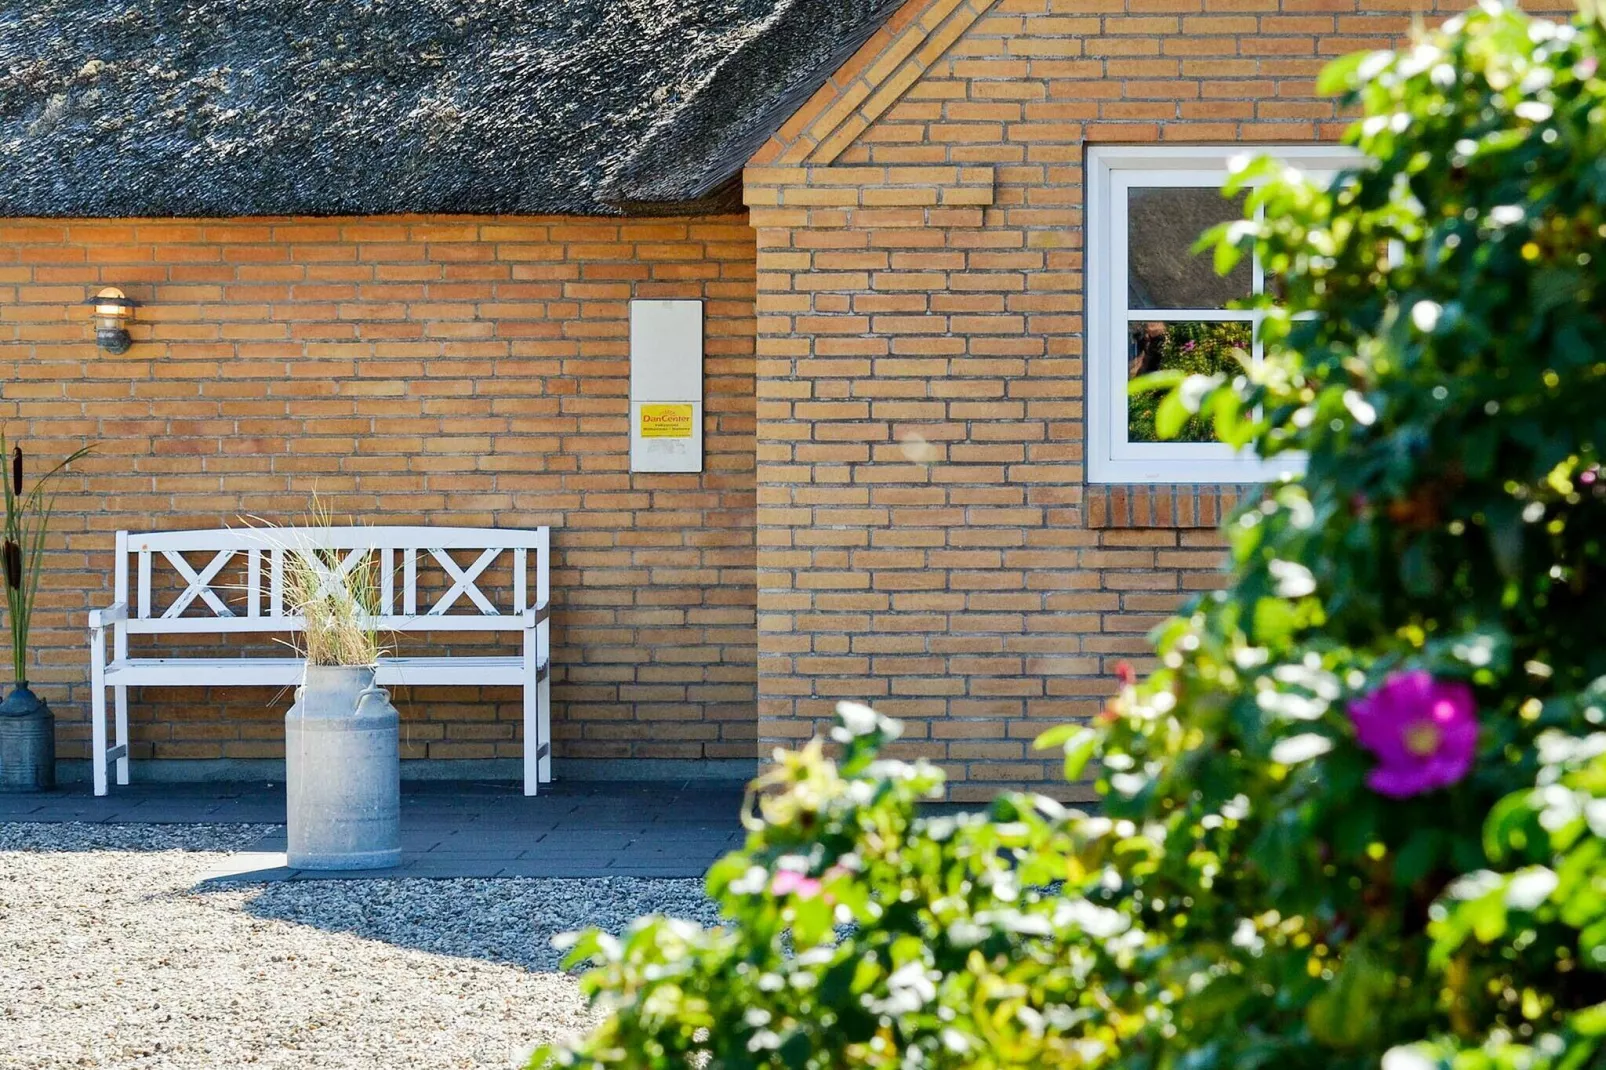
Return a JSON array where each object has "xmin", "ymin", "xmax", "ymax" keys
[{"xmin": 355, "ymin": 683, "xmax": 392, "ymax": 712}]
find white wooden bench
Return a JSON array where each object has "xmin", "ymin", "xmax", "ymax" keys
[{"xmin": 86, "ymin": 527, "xmax": 551, "ymax": 798}]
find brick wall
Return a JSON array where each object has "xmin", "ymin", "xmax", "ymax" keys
[
  {"xmin": 1, "ymin": 0, "xmax": 1572, "ymax": 793},
  {"xmin": 742, "ymin": 0, "xmax": 1556, "ymax": 802},
  {"xmin": 0, "ymin": 214, "xmax": 757, "ymax": 768}
]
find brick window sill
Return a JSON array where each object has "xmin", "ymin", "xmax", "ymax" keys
[{"xmin": 1086, "ymin": 484, "xmax": 1256, "ymax": 529}]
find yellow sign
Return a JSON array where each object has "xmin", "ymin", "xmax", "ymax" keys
[{"xmin": 639, "ymin": 403, "xmax": 695, "ymax": 439}]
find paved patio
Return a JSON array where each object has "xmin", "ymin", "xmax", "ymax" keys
[{"xmin": 0, "ymin": 779, "xmax": 747, "ymax": 880}]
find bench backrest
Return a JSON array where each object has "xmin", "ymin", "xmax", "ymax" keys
[{"xmin": 114, "ymin": 527, "xmax": 550, "ymax": 635}]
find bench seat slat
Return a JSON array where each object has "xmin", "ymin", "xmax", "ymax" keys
[{"xmin": 105, "ymin": 656, "xmax": 546, "ymax": 688}]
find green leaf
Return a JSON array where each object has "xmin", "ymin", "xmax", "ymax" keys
[
  {"xmin": 1156, "ymin": 389, "xmax": 1191, "ymax": 441},
  {"xmin": 1212, "ymin": 388, "xmax": 1248, "ymax": 446},
  {"xmin": 1572, "ymin": 1002, "xmax": 1606, "ymax": 1036},
  {"xmin": 1038, "ymin": 726, "xmax": 1100, "ymax": 781},
  {"xmin": 1394, "ymin": 828, "xmax": 1441, "ymax": 886},
  {"xmin": 1306, "ymin": 946, "xmax": 1390, "ymax": 1047},
  {"xmin": 1316, "ymin": 50, "xmax": 1372, "ymax": 95},
  {"xmin": 1129, "ymin": 368, "xmax": 1187, "ymax": 397},
  {"xmin": 1468, "ymin": 886, "xmax": 1510, "ymax": 944},
  {"xmin": 1033, "ymin": 723, "xmax": 1079, "ymax": 750},
  {"xmin": 1399, "ymin": 541, "xmax": 1437, "ymax": 597}
]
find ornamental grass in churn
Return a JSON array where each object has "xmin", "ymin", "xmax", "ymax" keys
[{"xmin": 267, "ymin": 499, "xmax": 401, "ymax": 871}]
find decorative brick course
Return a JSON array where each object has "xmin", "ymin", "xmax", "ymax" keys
[
  {"xmin": 0, "ymin": 215, "xmax": 757, "ymax": 767},
  {"xmin": 1084, "ymin": 485, "xmax": 1252, "ymax": 530}
]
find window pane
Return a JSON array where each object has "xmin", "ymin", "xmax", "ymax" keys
[
  {"xmin": 1127, "ymin": 187, "xmax": 1251, "ymax": 309},
  {"xmin": 1127, "ymin": 320, "xmax": 1251, "ymax": 443}
]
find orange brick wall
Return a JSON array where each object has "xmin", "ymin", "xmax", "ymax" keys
[
  {"xmin": 742, "ymin": 0, "xmax": 1562, "ymax": 802},
  {"xmin": 2, "ymin": 0, "xmax": 1574, "ymax": 792},
  {"xmin": 0, "ymin": 214, "xmax": 757, "ymax": 769}
]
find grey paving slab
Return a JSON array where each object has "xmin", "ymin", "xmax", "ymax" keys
[
  {"xmin": 608, "ymin": 865, "xmax": 721, "ymax": 878},
  {"xmin": 3, "ymin": 779, "xmax": 746, "ymax": 880},
  {"xmin": 494, "ymin": 861, "xmax": 613, "ymax": 878},
  {"xmin": 402, "ymin": 859, "xmax": 512, "ymax": 879},
  {"xmin": 423, "ymin": 847, "xmax": 533, "ymax": 859}
]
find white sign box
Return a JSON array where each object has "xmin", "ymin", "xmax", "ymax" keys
[{"xmin": 630, "ymin": 299, "xmax": 703, "ymax": 474}]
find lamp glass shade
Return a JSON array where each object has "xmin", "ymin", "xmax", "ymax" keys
[
  {"xmin": 88, "ymin": 287, "xmax": 135, "ymax": 321},
  {"xmin": 85, "ymin": 287, "xmax": 136, "ymax": 354}
]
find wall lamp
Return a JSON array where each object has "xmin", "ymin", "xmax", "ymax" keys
[{"xmin": 84, "ymin": 287, "xmax": 138, "ymax": 354}]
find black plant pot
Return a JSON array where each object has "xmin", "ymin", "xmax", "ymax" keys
[{"xmin": 0, "ymin": 685, "xmax": 55, "ymax": 792}]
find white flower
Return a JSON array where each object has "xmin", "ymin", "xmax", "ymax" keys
[
  {"xmin": 1505, "ymin": 866, "xmax": 1559, "ymax": 911},
  {"xmin": 1410, "ymin": 300, "xmax": 1442, "ymax": 332},
  {"xmin": 729, "ymin": 866, "xmax": 769, "ymax": 895},
  {"xmin": 1268, "ymin": 559, "xmax": 1316, "ymax": 598},
  {"xmin": 1342, "ymin": 390, "xmax": 1377, "ymax": 426},
  {"xmin": 1179, "ymin": 373, "xmax": 1222, "ymax": 413},
  {"xmin": 1270, "ymin": 733, "xmax": 1334, "ymax": 765},
  {"xmin": 1256, "ymin": 689, "xmax": 1328, "ymax": 721},
  {"xmin": 1234, "ymin": 646, "xmax": 1269, "ymax": 669},
  {"xmin": 1381, "ymin": 1049, "xmax": 1439, "ymax": 1070},
  {"xmin": 1056, "ymin": 898, "xmax": 1130, "ymax": 939},
  {"xmin": 1519, "ymin": 66, "xmax": 1554, "ymax": 92},
  {"xmin": 1230, "ymin": 917, "xmax": 1265, "ymax": 954},
  {"xmin": 834, "ymin": 701, "xmax": 880, "ymax": 737},
  {"xmin": 866, "ymin": 962, "xmax": 937, "ymax": 1016}
]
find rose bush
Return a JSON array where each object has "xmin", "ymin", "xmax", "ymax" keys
[{"xmin": 533, "ymin": 4, "xmax": 1606, "ymax": 1067}]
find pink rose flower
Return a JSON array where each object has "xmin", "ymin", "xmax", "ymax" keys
[
  {"xmin": 770, "ymin": 869, "xmax": 823, "ymax": 899},
  {"xmin": 1347, "ymin": 670, "xmax": 1478, "ymax": 798}
]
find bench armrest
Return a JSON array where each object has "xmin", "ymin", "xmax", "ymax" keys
[
  {"xmin": 89, "ymin": 602, "xmax": 129, "ymax": 629},
  {"xmin": 522, "ymin": 602, "xmax": 550, "ymax": 628}
]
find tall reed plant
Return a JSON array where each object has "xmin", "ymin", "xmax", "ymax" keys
[{"xmin": 2, "ymin": 435, "xmax": 92, "ymax": 690}]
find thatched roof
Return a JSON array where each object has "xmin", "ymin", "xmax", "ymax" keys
[{"xmin": 0, "ymin": 0, "xmax": 897, "ymax": 218}]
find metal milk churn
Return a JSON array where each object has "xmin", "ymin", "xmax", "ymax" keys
[{"xmin": 285, "ymin": 665, "xmax": 401, "ymax": 870}]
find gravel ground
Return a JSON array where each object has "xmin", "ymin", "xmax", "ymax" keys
[{"xmin": 0, "ymin": 823, "xmax": 718, "ymax": 1070}]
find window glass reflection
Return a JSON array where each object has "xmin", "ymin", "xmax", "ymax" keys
[
  {"xmin": 1128, "ymin": 187, "xmax": 1251, "ymax": 309},
  {"xmin": 1127, "ymin": 320, "xmax": 1251, "ymax": 443}
]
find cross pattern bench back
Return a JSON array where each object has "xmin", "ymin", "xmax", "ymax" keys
[{"xmin": 87, "ymin": 527, "xmax": 551, "ymax": 798}]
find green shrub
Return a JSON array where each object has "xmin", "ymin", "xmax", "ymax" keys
[{"xmin": 534, "ymin": 4, "xmax": 1606, "ymax": 1067}]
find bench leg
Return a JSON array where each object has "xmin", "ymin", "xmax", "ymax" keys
[
  {"xmin": 114, "ymin": 685, "xmax": 130, "ymax": 787},
  {"xmin": 538, "ymin": 618, "xmax": 552, "ymax": 785},
  {"xmin": 523, "ymin": 628, "xmax": 540, "ymax": 797},
  {"xmin": 538, "ymin": 667, "xmax": 552, "ymax": 785},
  {"xmin": 90, "ymin": 632, "xmax": 108, "ymax": 797}
]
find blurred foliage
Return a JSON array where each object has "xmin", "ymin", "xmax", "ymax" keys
[{"xmin": 533, "ymin": 4, "xmax": 1606, "ymax": 1068}]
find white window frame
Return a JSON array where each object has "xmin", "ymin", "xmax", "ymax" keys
[{"xmin": 1086, "ymin": 144, "xmax": 1363, "ymax": 485}]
